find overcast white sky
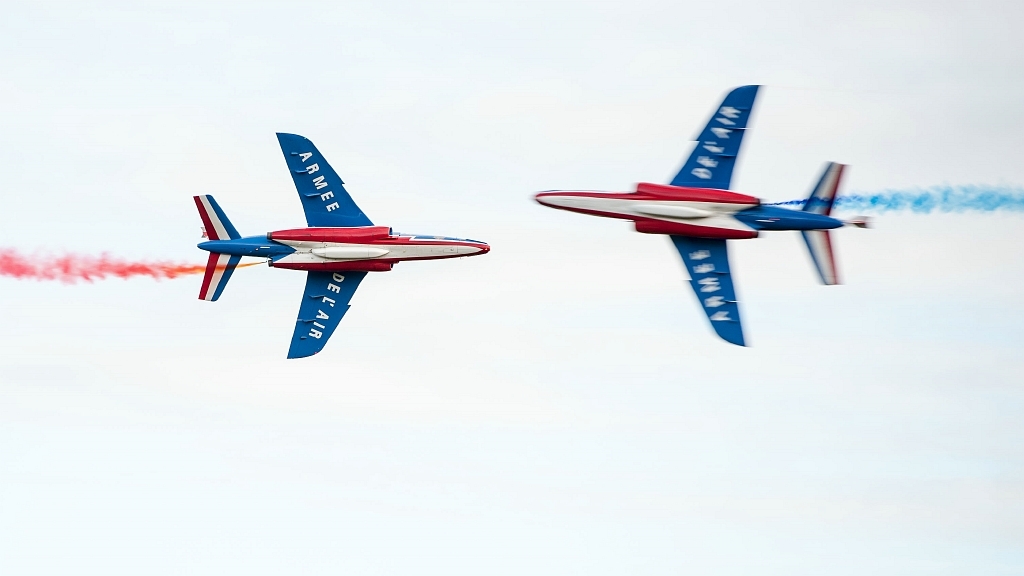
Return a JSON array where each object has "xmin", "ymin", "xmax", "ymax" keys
[{"xmin": 1, "ymin": 2, "xmax": 1023, "ymax": 575}]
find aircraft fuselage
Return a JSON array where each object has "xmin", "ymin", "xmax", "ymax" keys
[
  {"xmin": 198, "ymin": 226, "xmax": 489, "ymax": 272},
  {"xmin": 535, "ymin": 182, "xmax": 842, "ymax": 239}
]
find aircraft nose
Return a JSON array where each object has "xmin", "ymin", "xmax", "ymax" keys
[
  {"xmin": 534, "ymin": 192, "xmax": 557, "ymax": 206},
  {"xmin": 448, "ymin": 242, "xmax": 489, "ymax": 256},
  {"xmin": 463, "ymin": 242, "xmax": 489, "ymax": 256}
]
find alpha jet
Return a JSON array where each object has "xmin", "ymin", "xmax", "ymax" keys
[
  {"xmin": 535, "ymin": 85, "xmax": 867, "ymax": 346},
  {"xmin": 194, "ymin": 133, "xmax": 489, "ymax": 358}
]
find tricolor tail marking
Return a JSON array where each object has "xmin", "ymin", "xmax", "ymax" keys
[
  {"xmin": 802, "ymin": 230, "xmax": 839, "ymax": 285},
  {"xmin": 193, "ymin": 195, "xmax": 240, "ymax": 240},
  {"xmin": 199, "ymin": 253, "xmax": 243, "ymax": 301},
  {"xmin": 803, "ymin": 163, "xmax": 845, "ymax": 216}
]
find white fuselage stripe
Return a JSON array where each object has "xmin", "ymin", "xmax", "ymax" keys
[
  {"xmin": 539, "ymin": 196, "xmax": 757, "ymax": 232},
  {"xmin": 273, "ymin": 240, "xmax": 485, "ymax": 264}
]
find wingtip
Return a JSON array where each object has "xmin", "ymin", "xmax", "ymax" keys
[
  {"xmin": 729, "ymin": 84, "xmax": 761, "ymax": 98},
  {"xmin": 715, "ymin": 328, "xmax": 746, "ymax": 347},
  {"xmin": 286, "ymin": 348, "xmax": 319, "ymax": 360}
]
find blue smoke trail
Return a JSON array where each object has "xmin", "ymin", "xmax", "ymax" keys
[{"xmin": 769, "ymin": 185, "xmax": 1024, "ymax": 213}]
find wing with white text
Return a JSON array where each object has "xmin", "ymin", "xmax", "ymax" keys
[
  {"xmin": 670, "ymin": 236, "xmax": 745, "ymax": 346},
  {"xmin": 287, "ymin": 271, "xmax": 368, "ymax": 359},
  {"xmin": 276, "ymin": 133, "xmax": 373, "ymax": 228},
  {"xmin": 670, "ymin": 85, "xmax": 759, "ymax": 191}
]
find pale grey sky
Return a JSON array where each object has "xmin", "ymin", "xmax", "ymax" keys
[{"xmin": 1, "ymin": 2, "xmax": 1023, "ymax": 575}]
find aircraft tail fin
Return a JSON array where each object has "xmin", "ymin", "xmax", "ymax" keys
[
  {"xmin": 193, "ymin": 195, "xmax": 242, "ymax": 300},
  {"xmin": 803, "ymin": 162, "xmax": 845, "ymax": 216},
  {"xmin": 193, "ymin": 195, "xmax": 241, "ymax": 240},
  {"xmin": 800, "ymin": 163, "xmax": 845, "ymax": 285},
  {"xmin": 801, "ymin": 230, "xmax": 839, "ymax": 285},
  {"xmin": 198, "ymin": 252, "xmax": 242, "ymax": 301}
]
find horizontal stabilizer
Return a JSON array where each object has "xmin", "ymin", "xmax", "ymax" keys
[
  {"xmin": 803, "ymin": 162, "xmax": 846, "ymax": 216},
  {"xmin": 199, "ymin": 252, "xmax": 242, "ymax": 301},
  {"xmin": 194, "ymin": 195, "xmax": 240, "ymax": 240},
  {"xmin": 801, "ymin": 230, "xmax": 839, "ymax": 285}
]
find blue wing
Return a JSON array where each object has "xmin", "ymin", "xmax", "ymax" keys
[
  {"xmin": 669, "ymin": 85, "xmax": 760, "ymax": 190},
  {"xmin": 276, "ymin": 133, "xmax": 373, "ymax": 228},
  {"xmin": 287, "ymin": 271, "xmax": 368, "ymax": 359},
  {"xmin": 669, "ymin": 236, "xmax": 745, "ymax": 346}
]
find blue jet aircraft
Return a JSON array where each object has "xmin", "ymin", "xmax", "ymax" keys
[
  {"xmin": 194, "ymin": 134, "xmax": 489, "ymax": 358},
  {"xmin": 535, "ymin": 85, "xmax": 868, "ymax": 345}
]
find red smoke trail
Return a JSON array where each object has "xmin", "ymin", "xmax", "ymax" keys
[{"xmin": 0, "ymin": 248, "xmax": 259, "ymax": 284}]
